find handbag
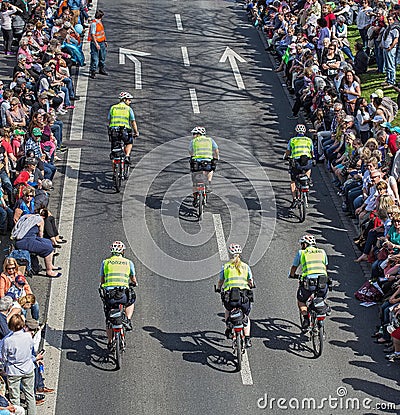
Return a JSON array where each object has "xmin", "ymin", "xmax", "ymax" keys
[{"xmin": 354, "ymin": 281, "xmax": 383, "ymax": 302}]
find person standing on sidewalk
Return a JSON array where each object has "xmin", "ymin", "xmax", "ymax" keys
[{"xmin": 88, "ymin": 10, "xmax": 108, "ymax": 79}]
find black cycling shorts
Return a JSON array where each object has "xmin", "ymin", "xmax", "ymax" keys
[
  {"xmin": 297, "ymin": 285, "xmax": 328, "ymax": 303},
  {"xmin": 109, "ymin": 128, "xmax": 133, "ymax": 147},
  {"xmin": 289, "ymin": 160, "xmax": 312, "ymax": 181},
  {"xmin": 223, "ymin": 298, "xmax": 251, "ymax": 315}
]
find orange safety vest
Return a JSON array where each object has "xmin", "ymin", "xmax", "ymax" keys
[{"xmin": 88, "ymin": 19, "xmax": 106, "ymax": 43}]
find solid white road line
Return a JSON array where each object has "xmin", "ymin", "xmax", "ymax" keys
[
  {"xmin": 241, "ymin": 352, "xmax": 254, "ymax": 385},
  {"xmin": 181, "ymin": 46, "xmax": 190, "ymax": 67},
  {"xmin": 212, "ymin": 214, "xmax": 229, "ymax": 262},
  {"xmin": 43, "ymin": 149, "xmax": 81, "ymax": 414},
  {"xmin": 189, "ymin": 88, "xmax": 200, "ymax": 114},
  {"xmin": 175, "ymin": 13, "xmax": 183, "ymax": 31}
]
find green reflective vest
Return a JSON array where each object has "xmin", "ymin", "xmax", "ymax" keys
[
  {"xmin": 102, "ymin": 255, "xmax": 131, "ymax": 288},
  {"xmin": 192, "ymin": 136, "xmax": 213, "ymax": 160},
  {"xmin": 109, "ymin": 102, "xmax": 131, "ymax": 128},
  {"xmin": 300, "ymin": 247, "xmax": 327, "ymax": 279},
  {"xmin": 223, "ymin": 261, "xmax": 249, "ymax": 291},
  {"xmin": 289, "ymin": 136, "xmax": 313, "ymax": 159}
]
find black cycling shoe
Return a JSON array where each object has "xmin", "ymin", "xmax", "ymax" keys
[
  {"xmin": 125, "ymin": 319, "xmax": 133, "ymax": 331},
  {"xmin": 225, "ymin": 327, "xmax": 232, "ymax": 339},
  {"xmin": 107, "ymin": 341, "xmax": 114, "ymax": 352},
  {"xmin": 125, "ymin": 156, "xmax": 131, "ymax": 164},
  {"xmin": 193, "ymin": 196, "xmax": 199, "ymax": 207},
  {"xmin": 289, "ymin": 199, "xmax": 297, "ymax": 209},
  {"xmin": 244, "ymin": 336, "xmax": 252, "ymax": 348},
  {"xmin": 301, "ymin": 317, "xmax": 310, "ymax": 332}
]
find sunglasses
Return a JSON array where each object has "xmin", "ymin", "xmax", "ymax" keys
[
  {"xmin": 6, "ymin": 267, "xmax": 16, "ymax": 270},
  {"xmin": 26, "ymin": 195, "xmax": 34, "ymax": 198}
]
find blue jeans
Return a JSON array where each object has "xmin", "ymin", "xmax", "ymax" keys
[
  {"xmin": 51, "ymin": 121, "xmax": 63, "ymax": 148},
  {"xmin": 0, "ymin": 206, "xmax": 13, "ymax": 232},
  {"xmin": 43, "ymin": 162, "xmax": 56, "ymax": 180},
  {"xmin": 90, "ymin": 41, "xmax": 107, "ymax": 72},
  {"xmin": 374, "ymin": 41, "xmax": 384, "ymax": 73},
  {"xmin": 383, "ymin": 47, "xmax": 396, "ymax": 84},
  {"xmin": 62, "ymin": 77, "xmax": 75, "ymax": 99},
  {"xmin": 60, "ymin": 86, "xmax": 71, "ymax": 106},
  {"xmin": 341, "ymin": 45, "xmax": 354, "ymax": 61},
  {"xmin": 22, "ymin": 301, "xmax": 39, "ymax": 321},
  {"xmin": 0, "ymin": 169, "xmax": 13, "ymax": 196}
]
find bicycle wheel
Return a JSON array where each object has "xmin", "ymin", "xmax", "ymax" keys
[
  {"xmin": 235, "ymin": 335, "xmax": 242, "ymax": 371},
  {"xmin": 123, "ymin": 160, "xmax": 130, "ymax": 180},
  {"xmin": 198, "ymin": 191, "xmax": 204, "ymax": 220},
  {"xmin": 115, "ymin": 332, "xmax": 122, "ymax": 370},
  {"xmin": 298, "ymin": 193, "xmax": 306, "ymax": 223},
  {"xmin": 311, "ymin": 319, "xmax": 324, "ymax": 358},
  {"xmin": 114, "ymin": 162, "xmax": 122, "ymax": 193}
]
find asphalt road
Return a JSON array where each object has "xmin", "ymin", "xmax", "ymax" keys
[{"xmin": 49, "ymin": 1, "xmax": 399, "ymax": 414}]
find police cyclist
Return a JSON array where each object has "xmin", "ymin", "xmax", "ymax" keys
[
  {"xmin": 217, "ymin": 243, "xmax": 254, "ymax": 348},
  {"xmin": 108, "ymin": 92, "xmax": 139, "ymax": 165},
  {"xmin": 289, "ymin": 235, "xmax": 331, "ymax": 331},
  {"xmin": 285, "ymin": 124, "xmax": 314, "ymax": 209},
  {"xmin": 100, "ymin": 241, "xmax": 137, "ymax": 350},
  {"xmin": 189, "ymin": 126, "xmax": 219, "ymax": 206}
]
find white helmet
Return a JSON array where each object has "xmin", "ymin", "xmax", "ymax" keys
[
  {"xmin": 295, "ymin": 124, "xmax": 307, "ymax": 134},
  {"xmin": 299, "ymin": 234, "xmax": 316, "ymax": 246},
  {"xmin": 119, "ymin": 91, "xmax": 133, "ymax": 100},
  {"xmin": 228, "ymin": 243, "xmax": 242, "ymax": 255},
  {"xmin": 191, "ymin": 126, "xmax": 206, "ymax": 135},
  {"xmin": 110, "ymin": 240, "xmax": 126, "ymax": 254}
]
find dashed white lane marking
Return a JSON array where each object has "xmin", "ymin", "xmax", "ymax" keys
[
  {"xmin": 189, "ymin": 88, "xmax": 200, "ymax": 114},
  {"xmin": 175, "ymin": 13, "xmax": 183, "ymax": 31},
  {"xmin": 241, "ymin": 351, "xmax": 254, "ymax": 385},
  {"xmin": 181, "ymin": 46, "xmax": 190, "ymax": 67},
  {"xmin": 43, "ymin": 148, "xmax": 81, "ymax": 414},
  {"xmin": 212, "ymin": 214, "xmax": 229, "ymax": 262},
  {"xmin": 212, "ymin": 215, "xmax": 253, "ymax": 385}
]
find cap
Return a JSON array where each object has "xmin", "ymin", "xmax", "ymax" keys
[
  {"xmin": 381, "ymin": 122, "xmax": 392, "ymax": 129},
  {"xmin": 371, "ymin": 89, "xmax": 384, "ymax": 99},
  {"xmin": 37, "ymin": 109, "xmax": 46, "ymax": 115},
  {"xmin": 344, "ymin": 115, "xmax": 354, "ymax": 122},
  {"xmin": 372, "ymin": 115, "xmax": 384, "ymax": 123},
  {"xmin": 39, "ymin": 92, "xmax": 48, "ymax": 99},
  {"xmin": 13, "ymin": 129, "xmax": 26, "ymax": 136},
  {"xmin": 25, "ymin": 157, "xmax": 38, "ymax": 166},
  {"xmin": 323, "ymin": 95, "xmax": 332, "ymax": 102},
  {"xmin": 392, "ymin": 126, "xmax": 400, "ymax": 134},
  {"xmin": 32, "ymin": 127, "xmax": 42, "ymax": 137},
  {"xmin": 63, "ymin": 21, "xmax": 72, "ymax": 29},
  {"xmin": 16, "ymin": 77, "xmax": 26, "ymax": 85},
  {"xmin": 46, "ymin": 89, "xmax": 56, "ymax": 97},
  {"xmin": 25, "ymin": 318, "xmax": 39, "ymax": 330},
  {"xmin": 43, "ymin": 66, "xmax": 53, "ymax": 73},
  {"xmin": 15, "ymin": 275, "xmax": 27, "ymax": 285},
  {"xmin": 17, "ymin": 54, "xmax": 26, "ymax": 61}
]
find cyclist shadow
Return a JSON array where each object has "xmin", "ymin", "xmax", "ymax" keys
[
  {"xmin": 46, "ymin": 326, "xmax": 120, "ymax": 372},
  {"xmin": 178, "ymin": 197, "xmax": 201, "ymax": 222},
  {"xmin": 143, "ymin": 326, "xmax": 239, "ymax": 373},
  {"xmin": 79, "ymin": 170, "xmax": 119, "ymax": 194},
  {"xmin": 252, "ymin": 317, "xmax": 319, "ymax": 359}
]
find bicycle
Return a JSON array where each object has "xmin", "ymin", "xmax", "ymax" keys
[
  {"xmin": 110, "ymin": 144, "xmax": 129, "ymax": 193},
  {"xmin": 215, "ymin": 286, "xmax": 253, "ymax": 371},
  {"xmin": 107, "ymin": 304, "xmax": 127, "ymax": 370},
  {"xmin": 293, "ymin": 170, "xmax": 310, "ymax": 223},
  {"xmin": 299, "ymin": 294, "xmax": 327, "ymax": 358},
  {"xmin": 290, "ymin": 274, "xmax": 330, "ymax": 358},
  {"xmin": 193, "ymin": 172, "xmax": 207, "ymax": 220}
]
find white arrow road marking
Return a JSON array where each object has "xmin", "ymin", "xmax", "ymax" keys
[
  {"xmin": 175, "ymin": 13, "xmax": 183, "ymax": 31},
  {"xmin": 219, "ymin": 46, "xmax": 246, "ymax": 90},
  {"xmin": 212, "ymin": 214, "xmax": 254, "ymax": 386},
  {"xmin": 212, "ymin": 214, "xmax": 229, "ymax": 262},
  {"xmin": 119, "ymin": 47, "xmax": 151, "ymax": 90},
  {"xmin": 189, "ymin": 88, "xmax": 200, "ymax": 113},
  {"xmin": 181, "ymin": 46, "xmax": 190, "ymax": 67}
]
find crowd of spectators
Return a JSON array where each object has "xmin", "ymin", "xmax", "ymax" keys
[
  {"xmin": 0, "ymin": 0, "xmax": 93, "ymax": 412},
  {"xmin": 246, "ymin": 0, "xmax": 400, "ymax": 363}
]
